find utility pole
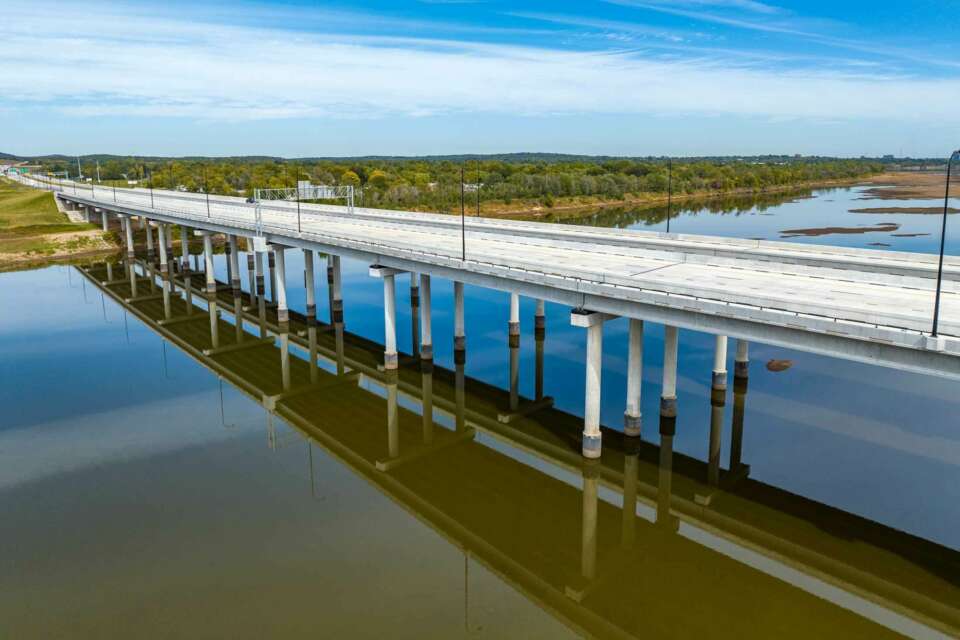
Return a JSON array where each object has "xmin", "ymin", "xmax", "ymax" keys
[{"xmin": 932, "ymin": 150, "xmax": 959, "ymax": 337}]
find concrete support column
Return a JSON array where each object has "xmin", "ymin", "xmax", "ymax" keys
[
  {"xmin": 661, "ymin": 325, "xmax": 679, "ymax": 418},
  {"xmin": 583, "ymin": 322, "xmax": 603, "ymax": 458},
  {"xmin": 382, "ymin": 274, "xmax": 398, "ymax": 370},
  {"xmin": 274, "ymin": 247, "xmax": 289, "ymax": 326},
  {"xmin": 101, "ymin": 211, "xmax": 109, "ymax": 232},
  {"xmin": 625, "ymin": 318, "xmax": 644, "ymax": 436},
  {"xmin": 246, "ymin": 241, "xmax": 256, "ymax": 305},
  {"xmin": 123, "ymin": 216, "xmax": 135, "ymax": 259},
  {"xmin": 534, "ymin": 299, "xmax": 546, "ymax": 401},
  {"xmin": 508, "ymin": 292, "xmax": 520, "ymax": 347},
  {"xmin": 139, "ymin": 215, "xmax": 146, "ymax": 231},
  {"xmin": 165, "ymin": 223, "xmax": 174, "ymax": 263},
  {"xmin": 454, "ymin": 281, "xmax": 465, "ymax": 363},
  {"xmin": 268, "ymin": 252, "xmax": 277, "ymax": 303},
  {"xmin": 708, "ymin": 393, "xmax": 724, "ymax": 487},
  {"xmin": 572, "ymin": 310, "xmax": 612, "ymax": 459},
  {"xmin": 735, "ymin": 339, "xmax": 750, "ymax": 379},
  {"xmin": 331, "ymin": 255, "xmax": 343, "ymax": 325},
  {"xmin": 419, "ymin": 274, "xmax": 433, "ymax": 360},
  {"xmin": 326, "ymin": 258, "xmax": 335, "ymax": 323},
  {"xmin": 228, "ymin": 235, "xmax": 241, "ymax": 292},
  {"xmin": 304, "ymin": 249, "xmax": 316, "ymax": 321},
  {"xmin": 713, "ymin": 335, "xmax": 729, "ymax": 391},
  {"xmin": 410, "ymin": 273, "xmax": 420, "ymax": 357},
  {"xmin": 157, "ymin": 224, "xmax": 169, "ymax": 274},
  {"xmin": 203, "ymin": 234, "xmax": 215, "ymax": 294},
  {"xmin": 581, "ymin": 463, "xmax": 599, "ymax": 580},
  {"xmin": 255, "ymin": 249, "xmax": 266, "ymax": 336},
  {"xmin": 730, "ymin": 375, "xmax": 748, "ymax": 472},
  {"xmin": 180, "ymin": 226, "xmax": 190, "ymax": 272},
  {"xmin": 145, "ymin": 220, "xmax": 155, "ymax": 258}
]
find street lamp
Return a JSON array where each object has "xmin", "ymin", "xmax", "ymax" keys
[
  {"xmin": 932, "ymin": 149, "xmax": 959, "ymax": 337},
  {"xmin": 460, "ymin": 165, "xmax": 466, "ymax": 260},
  {"xmin": 666, "ymin": 158, "xmax": 673, "ymax": 234}
]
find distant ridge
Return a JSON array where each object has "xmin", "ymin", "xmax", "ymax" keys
[{"xmin": 0, "ymin": 151, "xmax": 934, "ymax": 163}]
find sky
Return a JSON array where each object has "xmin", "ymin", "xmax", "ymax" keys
[{"xmin": 1, "ymin": 0, "xmax": 958, "ymax": 158}]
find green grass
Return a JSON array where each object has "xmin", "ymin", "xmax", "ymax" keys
[
  {"xmin": 0, "ymin": 177, "xmax": 67, "ymax": 228},
  {"xmin": 0, "ymin": 177, "xmax": 106, "ymax": 262}
]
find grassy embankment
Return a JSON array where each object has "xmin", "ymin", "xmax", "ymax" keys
[{"xmin": 0, "ymin": 177, "xmax": 117, "ymax": 271}]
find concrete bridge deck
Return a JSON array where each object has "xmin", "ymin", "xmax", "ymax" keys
[{"xmin": 24, "ymin": 175, "xmax": 960, "ymax": 382}]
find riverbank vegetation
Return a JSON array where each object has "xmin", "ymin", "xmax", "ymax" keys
[
  {"xmin": 0, "ymin": 178, "xmax": 112, "ymax": 270},
  {"xmin": 27, "ymin": 154, "xmax": 884, "ymax": 217}
]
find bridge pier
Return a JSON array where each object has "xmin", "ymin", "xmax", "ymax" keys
[
  {"xmin": 713, "ymin": 335, "xmax": 729, "ymax": 392},
  {"xmin": 730, "ymin": 374, "xmax": 748, "ymax": 475},
  {"xmin": 410, "ymin": 273, "xmax": 420, "ymax": 358},
  {"xmin": 303, "ymin": 249, "xmax": 316, "ymax": 321},
  {"xmin": 267, "ymin": 251, "xmax": 277, "ymax": 303},
  {"xmin": 229, "ymin": 235, "xmax": 241, "ymax": 292},
  {"xmin": 145, "ymin": 219, "xmax": 155, "ymax": 259},
  {"xmin": 661, "ymin": 325, "xmax": 679, "ymax": 418},
  {"xmin": 202, "ymin": 233, "xmax": 216, "ymax": 294},
  {"xmin": 454, "ymin": 281, "xmax": 466, "ymax": 364},
  {"xmin": 274, "ymin": 246, "xmax": 289, "ymax": 328},
  {"xmin": 371, "ymin": 265, "xmax": 400, "ymax": 370},
  {"xmin": 625, "ymin": 318, "xmax": 644, "ymax": 437},
  {"xmin": 123, "ymin": 215, "xmax": 135, "ymax": 259},
  {"xmin": 708, "ymin": 391, "xmax": 724, "ymax": 488},
  {"xmin": 255, "ymin": 247, "xmax": 266, "ymax": 328},
  {"xmin": 535, "ymin": 299, "xmax": 545, "ymax": 401},
  {"xmin": 509, "ymin": 293, "xmax": 520, "ymax": 411},
  {"xmin": 572, "ymin": 310, "xmax": 613, "ymax": 459},
  {"xmin": 419, "ymin": 274, "xmax": 433, "ymax": 361},
  {"xmin": 247, "ymin": 251, "xmax": 257, "ymax": 306},
  {"xmin": 180, "ymin": 226, "xmax": 190, "ymax": 272},
  {"xmin": 138, "ymin": 215, "xmax": 146, "ymax": 231},
  {"xmin": 157, "ymin": 224, "xmax": 169, "ymax": 274},
  {"xmin": 101, "ymin": 210, "xmax": 109, "ymax": 232},
  {"xmin": 735, "ymin": 339, "xmax": 750, "ymax": 380},
  {"xmin": 331, "ymin": 255, "xmax": 343, "ymax": 325},
  {"xmin": 165, "ymin": 223, "xmax": 174, "ymax": 267}
]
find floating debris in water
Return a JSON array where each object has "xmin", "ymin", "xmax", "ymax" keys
[{"xmin": 766, "ymin": 359, "xmax": 794, "ymax": 372}]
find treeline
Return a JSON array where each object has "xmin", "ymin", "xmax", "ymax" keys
[{"xmin": 37, "ymin": 156, "xmax": 883, "ymax": 212}]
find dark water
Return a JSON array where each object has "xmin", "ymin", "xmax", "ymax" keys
[{"xmin": 2, "ymin": 185, "xmax": 959, "ymax": 638}]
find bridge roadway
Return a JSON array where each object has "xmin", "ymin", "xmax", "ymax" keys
[
  {"xmin": 25, "ymin": 176, "xmax": 960, "ymax": 373},
  {"xmin": 77, "ymin": 260, "xmax": 960, "ymax": 639}
]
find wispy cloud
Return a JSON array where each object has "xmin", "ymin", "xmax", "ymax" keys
[{"xmin": 1, "ymin": 2, "xmax": 959, "ymax": 127}]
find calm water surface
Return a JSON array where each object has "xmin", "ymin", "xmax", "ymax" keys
[{"xmin": 1, "ymin": 183, "xmax": 959, "ymax": 638}]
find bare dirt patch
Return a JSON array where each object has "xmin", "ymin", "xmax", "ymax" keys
[{"xmin": 860, "ymin": 172, "xmax": 957, "ymax": 200}]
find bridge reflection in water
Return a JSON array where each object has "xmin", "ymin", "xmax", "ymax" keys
[{"xmin": 79, "ymin": 259, "xmax": 960, "ymax": 640}]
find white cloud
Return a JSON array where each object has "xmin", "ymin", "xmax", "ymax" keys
[{"xmin": 1, "ymin": 2, "xmax": 959, "ymax": 126}]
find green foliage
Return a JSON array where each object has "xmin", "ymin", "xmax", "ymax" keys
[{"xmin": 28, "ymin": 155, "xmax": 883, "ymax": 213}]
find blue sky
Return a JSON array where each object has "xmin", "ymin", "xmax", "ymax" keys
[{"xmin": 1, "ymin": 0, "xmax": 958, "ymax": 157}]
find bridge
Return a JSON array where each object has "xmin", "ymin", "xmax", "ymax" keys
[
  {"xmin": 74, "ymin": 260, "xmax": 960, "ymax": 639},
  {"xmin": 15, "ymin": 173, "xmax": 960, "ymax": 459}
]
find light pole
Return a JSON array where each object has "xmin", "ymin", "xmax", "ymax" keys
[
  {"xmin": 932, "ymin": 150, "xmax": 959, "ymax": 337},
  {"xmin": 460, "ymin": 165, "xmax": 466, "ymax": 261},
  {"xmin": 295, "ymin": 164, "xmax": 302, "ymax": 233},
  {"xmin": 149, "ymin": 171, "xmax": 155, "ymax": 209},
  {"xmin": 476, "ymin": 159, "xmax": 481, "ymax": 217},
  {"xmin": 203, "ymin": 165, "xmax": 210, "ymax": 218},
  {"xmin": 666, "ymin": 158, "xmax": 673, "ymax": 234}
]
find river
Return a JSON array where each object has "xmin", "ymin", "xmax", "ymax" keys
[{"xmin": 1, "ymin": 182, "xmax": 958, "ymax": 638}]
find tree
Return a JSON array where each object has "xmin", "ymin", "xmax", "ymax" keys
[
  {"xmin": 340, "ymin": 170, "xmax": 361, "ymax": 188},
  {"xmin": 367, "ymin": 169, "xmax": 388, "ymax": 189}
]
